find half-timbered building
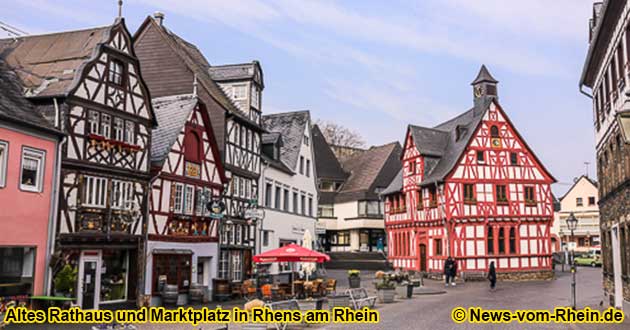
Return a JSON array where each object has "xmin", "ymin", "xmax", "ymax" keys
[
  {"xmin": 382, "ymin": 66, "xmax": 556, "ymax": 280},
  {"xmin": 134, "ymin": 14, "xmax": 264, "ymax": 287},
  {"xmin": 0, "ymin": 18, "xmax": 156, "ymax": 309},
  {"xmin": 146, "ymin": 94, "xmax": 227, "ymax": 305}
]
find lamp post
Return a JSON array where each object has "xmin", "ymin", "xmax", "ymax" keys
[{"xmin": 566, "ymin": 212, "xmax": 579, "ymax": 310}]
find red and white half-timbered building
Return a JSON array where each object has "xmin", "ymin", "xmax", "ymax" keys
[
  {"xmin": 146, "ymin": 94, "xmax": 227, "ymax": 305},
  {"xmin": 382, "ymin": 66, "xmax": 556, "ymax": 279}
]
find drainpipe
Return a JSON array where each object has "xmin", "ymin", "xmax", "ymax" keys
[{"xmin": 45, "ymin": 98, "xmax": 66, "ymax": 296}]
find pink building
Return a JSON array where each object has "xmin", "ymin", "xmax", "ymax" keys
[{"xmin": 0, "ymin": 61, "xmax": 64, "ymax": 300}]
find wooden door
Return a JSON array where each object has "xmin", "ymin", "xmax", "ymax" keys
[{"xmin": 419, "ymin": 244, "xmax": 427, "ymax": 272}]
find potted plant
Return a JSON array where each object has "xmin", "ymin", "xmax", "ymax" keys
[
  {"xmin": 53, "ymin": 264, "xmax": 77, "ymax": 297},
  {"xmin": 391, "ymin": 269, "xmax": 413, "ymax": 299},
  {"xmin": 347, "ymin": 269, "xmax": 361, "ymax": 288},
  {"xmin": 374, "ymin": 271, "xmax": 396, "ymax": 303},
  {"xmin": 242, "ymin": 299, "xmax": 267, "ymax": 330}
]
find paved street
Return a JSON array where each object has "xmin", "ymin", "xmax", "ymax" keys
[{"xmin": 6, "ymin": 267, "xmax": 629, "ymax": 330}]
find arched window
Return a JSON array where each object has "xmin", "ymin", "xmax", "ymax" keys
[
  {"xmin": 490, "ymin": 125, "xmax": 499, "ymax": 138},
  {"xmin": 184, "ymin": 130, "xmax": 202, "ymax": 163},
  {"xmin": 509, "ymin": 227, "xmax": 516, "ymax": 254},
  {"xmin": 487, "ymin": 226, "xmax": 494, "ymax": 255},
  {"xmin": 498, "ymin": 228, "xmax": 506, "ymax": 254}
]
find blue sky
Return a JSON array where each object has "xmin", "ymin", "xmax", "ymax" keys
[{"xmin": 2, "ymin": 0, "xmax": 595, "ymax": 195}]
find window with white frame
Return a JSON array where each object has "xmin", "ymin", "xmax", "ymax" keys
[
  {"xmin": 251, "ymin": 85, "xmax": 260, "ymax": 109},
  {"xmin": 111, "ymin": 180, "xmax": 133, "ymax": 209},
  {"xmin": 233, "ymin": 84, "xmax": 247, "ymax": 100},
  {"xmin": 231, "ymin": 251, "xmax": 242, "ymax": 281},
  {"xmin": 101, "ymin": 114, "xmax": 111, "ymax": 138},
  {"xmin": 184, "ymin": 185, "xmax": 194, "ymax": 215},
  {"xmin": 0, "ymin": 141, "xmax": 7, "ymax": 188},
  {"xmin": 195, "ymin": 187, "xmax": 204, "ymax": 216},
  {"xmin": 124, "ymin": 121, "xmax": 135, "ymax": 144},
  {"xmin": 218, "ymin": 250, "xmax": 229, "ymax": 279},
  {"xmin": 202, "ymin": 187, "xmax": 213, "ymax": 217},
  {"xmin": 173, "ymin": 183, "xmax": 184, "ymax": 213},
  {"xmin": 239, "ymin": 178, "xmax": 244, "ymax": 198},
  {"xmin": 20, "ymin": 148, "xmax": 45, "ymax": 192},
  {"xmin": 235, "ymin": 225, "xmax": 242, "ymax": 245},
  {"xmin": 89, "ymin": 111, "xmax": 99, "ymax": 135},
  {"xmin": 113, "ymin": 118, "xmax": 124, "ymax": 141},
  {"xmin": 84, "ymin": 175, "xmax": 107, "ymax": 207}
]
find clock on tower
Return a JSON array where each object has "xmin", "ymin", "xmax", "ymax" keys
[{"xmin": 471, "ymin": 64, "xmax": 498, "ymax": 109}]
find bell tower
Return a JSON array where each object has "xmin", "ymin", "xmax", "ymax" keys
[{"xmin": 471, "ymin": 64, "xmax": 498, "ymax": 109}]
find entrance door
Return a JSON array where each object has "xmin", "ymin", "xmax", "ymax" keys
[
  {"xmin": 611, "ymin": 226, "xmax": 623, "ymax": 309},
  {"xmin": 419, "ymin": 244, "xmax": 427, "ymax": 272},
  {"xmin": 78, "ymin": 252, "xmax": 101, "ymax": 309}
]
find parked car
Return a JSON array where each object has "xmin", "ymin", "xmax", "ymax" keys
[{"xmin": 574, "ymin": 253, "xmax": 602, "ymax": 267}]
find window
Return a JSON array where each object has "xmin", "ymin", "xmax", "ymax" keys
[
  {"xmin": 101, "ymin": 114, "xmax": 111, "ymax": 138},
  {"xmin": 265, "ymin": 183, "xmax": 272, "ymax": 207},
  {"xmin": 283, "ymin": 189, "xmax": 289, "ymax": 211},
  {"xmin": 0, "ymin": 141, "xmax": 7, "ymax": 187},
  {"xmin": 434, "ymin": 238, "xmax": 442, "ymax": 256},
  {"xmin": 509, "ymin": 227, "xmax": 516, "ymax": 254},
  {"xmin": 124, "ymin": 121, "xmax": 135, "ymax": 144},
  {"xmin": 359, "ymin": 200, "xmax": 383, "ymax": 217},
  {"xmin": 490, "ymin": 125, "xmax": 499, "ymax": 138},
  {"xmin": 19, "ymin": 148, "xmax": 45, "ymax": 192},
  {"xmin": 100, "ymin": 250, "xmax": 128, "ymax": 301},
  {"xmin": 89, "ymin": 111, "xmax": 100, "ymax": 135},
  {"xmin": 195, "ymin": 187, "xmax": 204, "ymax": 216},
  {"xmin": 0, "ymin": 247, "xmax": 36, "ymax": 296},
  {"xmin": 239, "ymin": 178, "xmax": 244, "ymax": 198},
  {"xmin": 114, "ymin": 118, "xmax": 124, "ymax": 141},
  {"xmin": 308, "ymin": 197, "xmax": 313, "ymax": 217},
  {"xmin": 498, "ymin": 228, "xmax": 505, "ymax": 254},
  {"xmin": 111, "ymin": 180, "xmax": 133, "ymax": 210},
  {"xmin": 173, "ymin": 183, "xmax": 184, "ymax": 213},
  {"xmin": 463, "ymin": 184, "xmax": 475, "ymax": 203},
  {"xmin": 476, "ymin": 151, "xmax": 485, "ymax": 163},
  {"xmin": 304, "ymin": 135, "xmax": 309, "ymax": 146},
  {"xmin": 293, "ymin": 192, "xmax": 298, "ymax": 213},
  {"xmin": 320, "ymin": 181, "xmax": 336, "ymax": 192},
  {"xmin": 262, "ymin": 231, "xmax": 269, "ymax": 247},
  {"xmin": 306, "ymin": 159, "xmax": 311, "ymax": 177},
  {"xmin": 301, "ymin": 195, "xmax": 306, "ymax": 215},
  {"xmin": 275, "ymin": 186, "xmax": 281, "ymax": 209},
  {"xmin": 576, "ymin": 197, "xmax": 583, "ymax": 207},
  {"xmin": 231, "ymin": 251, "xmax": 242, "ymax": 281},
  {"xmin": 416, "ymin": 190, "xmax": 423, "ymax": 210},
  {"xmin": 218, "ymin": 251, "xmax": 229, "ymax": 279},
  {"xmin": 299, "ymin": 156, "xmax": 304, "ymax": 174},
  {"xmin": 84, "ymin": 176, "xmax": 108, "ymax": 207},
  {"xmin": 251, "ymin": 85, "xmax": 260, "ymax": 109},
  {"xmin": 108, "ymin": 59, "xmax": 124, "ymax": 86},
  {"xmin": 510, "ymin": 152, "xmax": 518, "ymax": 165},
  {"xmin": 318, "ymin": 204, "xmax": 334, "ymax": 217},
  {"xmin": 184, "ymin": 130, "xmax": 201, "ymax": 163},
  {"xmin": 496, "ymin": 185, "xmax": 508, "ymax": 204},
  {"xmin": 184, "ymin": 185, "xmax": 194, "ymax": 215},
  {"xmin": 487, "ymin": 226, "xmax": 494, "ymax": 255},
  {"xmin": 524, "ymin": 186, "xmax": 536, "ymax": 205},
  {"xmin": 235, "ymin": 225, "xmax": 242, "ymax": 245},
  {"xmin": 429, "ymin": 187, "xmax": 437, "ymax": 207},
  {"xmin": 152, "ymin": 252, "xmax": 190, "ymax": 294},
  {"xmin": 408, "ymin": 161, "xmax": 415, "ymax": 174},
  {"xmin": 588, "ymin": 196, "xmax": 596, "ymax": 206},
  {"xmin": 233, "ymin": 84, "xmax": 247, "ymax": 100}
]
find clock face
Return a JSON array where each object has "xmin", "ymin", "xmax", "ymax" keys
[
  {"xmin": 491, "ymin": 138, "xmax": 501, "ymax": 148},
  {"xmin": 474, "ymin": 86, "xmax": 483, "ymax": 98}
]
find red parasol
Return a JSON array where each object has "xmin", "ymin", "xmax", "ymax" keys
[{"xmin": 253, "ymin": 243, "xmax": 330, "ymax": 263}]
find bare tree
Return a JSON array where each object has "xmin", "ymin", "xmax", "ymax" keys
[{"xmin": 315, "ymin": 119, "xmax": 366, "ymax": 148}]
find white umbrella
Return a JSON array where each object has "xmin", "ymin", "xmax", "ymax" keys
[{"xmin": 300, "ymin": 230, "xmax": 316, "ymax": 281}]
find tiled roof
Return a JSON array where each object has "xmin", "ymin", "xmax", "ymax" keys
[
  {"xmin": 262, "ymin": 110, "xmax": 310, "ymax": 171},
  {"xmin": 0, "ymin": 59, "xmax": 62, "ymax": 135},
  {"xmin": 150, "ymin": 94, "xmax": 198, "ymax": 166},
  {"xmin": 0, "ymin": 25, "xmax": 111, "ymax": 97},
  {"xmin": 312, "ymin": 124, "xmax": 347, "ymax": 181}
]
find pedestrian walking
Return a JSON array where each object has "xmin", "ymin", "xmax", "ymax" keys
[
  {"xmin": 444, "ymin": 256, "xmax": 457, "ymax": 287},
  {"xmin": 488, "ymin": 261, "xmax": 497, "ymax": 291}
]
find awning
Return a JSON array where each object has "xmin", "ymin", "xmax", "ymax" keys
[{"xmin": 252, "ymin": 243, "xmax": 330, "ymax": 263}]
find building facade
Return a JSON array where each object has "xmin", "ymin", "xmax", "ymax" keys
[
  {"xmin": 0, "ymin": 62, "xmax": 64, "ymax": 303},
  {"xmin": 312, "ymin": 127, "xmax": 401, "ymax": 253},
  {"xmin": 259, "ymin": 111, "xmax": 318, "ymax": 275},
  {"xmin": 553, "ymin": 176, "xmax": 600, "ymax": 252},
  {"xmin": 579, "ymin": 0, "xmax": 630, "ymax": 310},
  {"xmin": 145, "ymin": 94, "xmax": 227, "ymax": 304},
  {"xmin": 1, "ymin": 18, "xmax": 156, "ymax": 309},
  {"xmin": 382, "ymin": 66, "xmax": 556, "ymax": 280}
]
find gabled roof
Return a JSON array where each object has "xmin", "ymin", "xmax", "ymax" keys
[
  {"xmin": 0, "ymin": 59, "xmax": 63, "ymax": 136},
  {"xmin": 559, "ymin": 175, "xmax": 599, "ymax": 201},
  {"xmin": 337, "ymin": 142, "xmax": 402, "ymax": 202},
  {"xmin": 312, "ymin": 124, "xmax": 347, "ymax": 181},
  {"xmin": 134, "ymin": 16, "xmax": 260, "ymax": 128},
  {"xmin": 0, "ymin": 25, "xmax": 111, "ymax": 97},
  {"xmin": 208, "ymin": 61, "xmax": 263, "ymax": 87},
  {"xmin": 262, "ymin": 110, "xmax": 310, "ymax": 171},
  {"xmin": 151, "ymin": 94, "xmax": 199, "ymax": 167}
]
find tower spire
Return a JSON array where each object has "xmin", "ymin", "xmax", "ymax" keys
[
  {"xmin": 118, "ymin": 0, "xmax": 123, "ymax": 18},
  {"xmin": 471, "ymin": 64, "xmax": 499, "ymax": 110}
]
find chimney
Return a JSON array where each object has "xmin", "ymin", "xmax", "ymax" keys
[{"xmin": 153, "ymin": 11, "xmax": 165, "ymax": 26}]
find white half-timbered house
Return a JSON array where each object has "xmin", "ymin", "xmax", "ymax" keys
[
  {"xmin": 0, "ymin": 18, "xmax": 156, "ymax": 309},
  {"xmin": 382, "ymin": 66, "xmax": 556, "ymax": 280}
]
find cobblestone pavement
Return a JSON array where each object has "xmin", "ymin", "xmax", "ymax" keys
[{"xmin": 6, "ymin": 267, "xmax": 629, "ymax": 330}]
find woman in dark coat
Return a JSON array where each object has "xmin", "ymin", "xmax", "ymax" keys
[
  {"xmin": 488, "ymin": 261, "xmax": 497, "ymax": 291},
  {"xmin": 444, "ymin": 257, "xmax": 457, "ymax": 287}
]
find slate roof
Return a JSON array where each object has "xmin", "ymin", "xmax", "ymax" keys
[
  {"xmin": 409, "ymin": 125, "xmax": 450, "ymax": 157},
  {"xmin": 262, "ymin": 132, "xmax": 281, "ymax": 145},
  {"xmin": 0, "ymin": 59, "xmax": 63, "ymax": 136},
  {"xmin": 312, "ymin": 124, "xmax": 347, "ymax": 181},
  {"xmin": 336, "ymin": 142, "xmax": 402, "ymax": 202},
  {"xmin": 381, "ymin": 169, "xmax": 403, "ymax": 196},
  {"xmin": 471, "ymin": 64, "xmax": 498, "ymax": 85},
  {"xmin": 208, "ymin": 62, "xmax": 262, "ymax": 86},
  {"xmin": 150, "ymin": 94, "xmax": 198, "ymax": 166},
  {"xmin": 262, "ymin": 110, "xmax": 310, "ymax": 171},
  {"xmin": 0, "ymin": 25, "xmax": 111, "ymax": 97}
]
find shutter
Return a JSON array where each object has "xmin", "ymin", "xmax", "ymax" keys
[{"xmin": 170, "ymin": 181, "xmax": 176, "ymax": 212}]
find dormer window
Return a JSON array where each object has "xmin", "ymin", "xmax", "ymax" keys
[
  {"xmin": 408, "ymin": 161, "xmax": 415, "ymax": 174},
  {"xmin": 108, "ymin": 59, "xmax": 125, "ymax": 86},
  {"xmin": 251, "ymin": 85, "xmax": 260, "ymax": 109}
]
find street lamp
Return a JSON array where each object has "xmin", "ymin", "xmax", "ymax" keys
[
  {"xmin": 566, "ymin": 212, "xmax": 579, "ymax": 310},
  {"xmin": 617, "ymin": 108, "xmax": 630, "ymax": 143}
]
